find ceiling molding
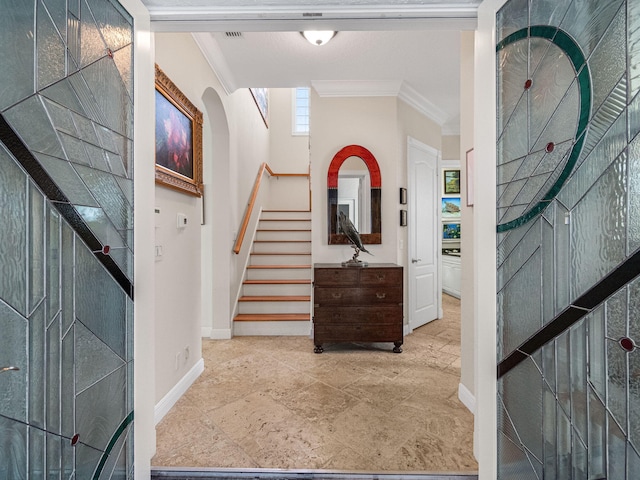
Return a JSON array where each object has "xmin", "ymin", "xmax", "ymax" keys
[
  {"xmin": 398, "ymin": 82, "xmax": 448, "ymax": 126},
  {"xmin": 192, "ymin": 32, "xmax": 237, "ymax": 95},
  {"xmin": 312, "ymin": 80, "xmax": 402, "ymax": 97}
]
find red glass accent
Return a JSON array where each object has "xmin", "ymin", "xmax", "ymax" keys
[
  {"xmin": 102, "ymin": 245, "xmax": 110, "ymax": 255},
  {"xmin": 619, "ymin": 337, "xmax": 635, "ymax": 352},
  {"xmin": 546, "ymin": 142, "xmax": 555, "ymax": 153},
  {"xmin": 71, "ymin": 434, "xmax": 79, "ymax": 446},
  {"xmin": 107, "ymin": 49, "xmax": 113, "ymax": 58},
  {"xmin": 524, "ymin": 79, "xmax": 532, "ymax": 90}
]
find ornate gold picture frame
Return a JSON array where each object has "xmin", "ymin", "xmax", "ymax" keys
[{"xmin": 154, "ymin": 64, "xmax": 203, "ymax": 197}]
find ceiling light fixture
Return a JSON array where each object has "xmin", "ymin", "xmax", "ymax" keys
[{"xmin": 301, "ymin": 30, "xmax": 337, "ymax": 46}]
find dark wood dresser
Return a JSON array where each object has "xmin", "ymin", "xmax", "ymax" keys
[{"xmin": 312, "ymin": 263, "xmax": 403, "ymax": 353}]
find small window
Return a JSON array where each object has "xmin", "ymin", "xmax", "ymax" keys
[{"xmin": 293, "ymin": 87, "xmax": 310, "ymax": 135}]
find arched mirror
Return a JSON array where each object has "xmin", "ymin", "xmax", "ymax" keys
[{"xmin": 328, "ymin": 145, "xmax": 381, "ymax": 245}]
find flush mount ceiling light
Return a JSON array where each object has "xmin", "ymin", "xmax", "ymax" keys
[{"xmin": 301, "ymin": 30, "xmax": 337, "ymax": 46}]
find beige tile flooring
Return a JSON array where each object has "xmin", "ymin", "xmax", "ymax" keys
[{"xmin": 152, "ymin": 294, "xmax": 477, "ymax": 474}]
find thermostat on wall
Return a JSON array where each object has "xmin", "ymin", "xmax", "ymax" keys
[{"xmin": 177, "ymin": 213, "xmax": 187, "ymax": 229}]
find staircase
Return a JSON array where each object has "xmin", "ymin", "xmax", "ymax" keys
[{"xmin": 233, "ymin": 209, "xmax": 312, "ymax": 336}]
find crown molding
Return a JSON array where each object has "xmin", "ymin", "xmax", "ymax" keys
[
  {"xmin": 398, "ymin": 82, "xmax": 448, "ymax": 126},
  {"xmin": 312, "ymin": 80, "xmax": 402, "ymax": 97},
  {"xmin": 191, "ymin": 32, "xmax": 237, "ymax": 95}
]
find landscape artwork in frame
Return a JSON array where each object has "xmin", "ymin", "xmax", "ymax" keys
[
  {"xmin": 250, "ymin": 87, "xmax": 269, "ymax": 127},
  {"xmin": 442, "ymin": 197, "xmax": 461, "ymax": 218},
  {"xmin": 443, "ymin": 222, "xmax": 461, "ymax": 240},
  {"xmin": 155, "ymin": 64, "xmax": 204, "ymax": 197},
  {"xmin": 444, "ymin": 169, "xmax": 461, "ymax": 194}
]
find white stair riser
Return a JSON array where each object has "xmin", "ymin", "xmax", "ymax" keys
[
  {"xmin": 253, "ymin": 242, "xmax": 311, "ymax": 254},
  {"xmin": 243, "ymin": 283, "xmax": 310, "ymax": 296},
  {"xmin": 238, "ymin": 302, "xmax": 311, "ymax": 315},
  {"xmin": 250, "ymin": 254, "xmax": 311, "ymax": 266},
  {"xmin": 234, "ymin": 321, "xmax": 311, "ymax": 336},
  {"xmin": 259, "ymin": 220, "xmax": 310, "ymax": 230},
  {"xmin": 261, "ymin": 211, "xmax": 310, "ymax": 220},
  {"xmin": 255, "ymin": 230, "xmax": 311, "ymax": 241},
  {"xmin": 246, "ymin": 268, "xmax": 311, "ymax": 281}
]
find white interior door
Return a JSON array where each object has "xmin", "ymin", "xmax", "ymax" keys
[{"xmin": 407, "ymin": 137, "xmax": 440, "ymax": 330}]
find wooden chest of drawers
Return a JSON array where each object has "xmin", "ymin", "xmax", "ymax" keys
[{"xmin": 312, "ymin": 263, "xmax": 403, "ymax": 353}]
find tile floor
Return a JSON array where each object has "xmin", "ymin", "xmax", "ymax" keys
[{"xmin": 152, "ymin": 294, "xmax": 477, "ymax": 474}]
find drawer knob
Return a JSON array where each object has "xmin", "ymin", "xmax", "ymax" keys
[
  {"xmin": 332, "ymin": 292, "xmax": 342, "ymax": 299},
  {"xmin": 376, "ymin": 293, "xmax": 386, "ymax": 299},
  {"xmin": 376, "ymin": 274, "xmax": 386, "ymax": 281}
]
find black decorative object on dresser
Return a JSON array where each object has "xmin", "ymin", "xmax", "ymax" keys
[{"xmin": 313, "ymin": 263, "xmax": 403, "ymax": 353}]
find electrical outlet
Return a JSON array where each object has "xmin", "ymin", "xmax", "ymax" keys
[{"xmin": 184, "ymin": 346, "xmax": 190, "ymax": 361}]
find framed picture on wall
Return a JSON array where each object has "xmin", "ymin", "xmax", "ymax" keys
[
  {"xmin": 154, "ymin": 64, "xmax": 204, "ymax": 197},
  {"xmin": 250, "ymin": 88, "xmax": 269, "ymax": 128},
  {"xmin": 442, "ymin": 197, "xmax": 461, "ymax": 218},
  {"xmin": 443, "ymin": 169, "xmax": 461, "ymax": 194}
]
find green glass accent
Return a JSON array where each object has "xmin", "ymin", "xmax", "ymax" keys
[
  {"xmin": 92, "ymin": 411, "xmax": 133, "ymax": 480},
  {"xmin": 497, "ymin": 27, "xmax": 592, "ymax": 233}
]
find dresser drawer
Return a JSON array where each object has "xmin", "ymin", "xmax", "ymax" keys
[
  {"xmin": 314, "ymin": 305, "xmax": 402, "ymax": 324},
  {"xmin": 359, "ymin": 268, "xmax": 402, "ymax": 286},
  {"xmin": 314, "ymin": 268, "xmax": 359, "ymax": 286},
  {"xmin": 314, "ymin": 286, "xmax": 402, "ymax": 305},
  {"xmin": 314, "ymin": 324, "xmax": 403, "ymax": 343}
]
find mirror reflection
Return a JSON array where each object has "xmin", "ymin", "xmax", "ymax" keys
[{"xmin": 337, "ymin": 156, "xmax": 371, "ymax": 234}]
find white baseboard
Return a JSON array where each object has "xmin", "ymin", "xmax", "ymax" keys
[
  {"xmin": 154, "ymin": 358, "xmax": 204, "ymax": 425},
  {"xmin": 458, "ymin": 382, "xmax": 476, "ymax": 414},
  {"xmin": 201, "ymin": 326, "xmax": 212, "ymax": 338},
  {"xmin": 210, "ymin": 328, "xmax": 232, "ymax": 339}
]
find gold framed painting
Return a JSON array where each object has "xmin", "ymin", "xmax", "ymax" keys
[{"xmin": 155, "ymin": 64, "xmax": 204, "ymax": 197}]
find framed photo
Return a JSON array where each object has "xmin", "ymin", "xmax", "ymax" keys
[
  {"xmin": 155, "ymin": 64, "xmax": 203, "ymax": 197},
  {"xmin": 443, "ymin": 222, "xmax": 461, "ymax": 240},
  {"xmin": 442, "ymin": 197, "xmax": 461, "ymax": 218},
  {"xmin": 250, "ymin": 88, "xmax": 269, "ymax": 128},
  {"xmin": 466, "ymin": 148, "xmax": 475, "ymax": 206},
  {"xmin": 444, "ymin": 169, "xmax": 461, "ymax": 194},
  {"xmin": 399, "ymin": 187, "xmax": 407, "ymax": 205},
  {"xmin": 400, "ymin": 209, "xmax": 407, "ymax": 226}
]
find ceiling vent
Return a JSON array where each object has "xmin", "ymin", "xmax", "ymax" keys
[{"xmin": 225, "ymin": 32, "xmax": 243, "ymax": 38}]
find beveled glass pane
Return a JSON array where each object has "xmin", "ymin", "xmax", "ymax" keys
[
  {"xmin": 95, "ymin": 124, "xmax": 119, "ymax": 154},
  {"xmin": 587, "ymin": 306, "xmax": 606, "ymax": 399},
  {"xmin": 97, "ymin": 424, "xmax": 131, "ymax": 480},
  {"xmin": 47, "ymin": 316, "xmax": 61, "ymax": 434},
  {"xmin": 76, "ymin": 321, "xmax": 125, "ymax": 393},
  {"xmin": 29, "ymin": 301, "xmax": 46, "ymax": 429},
  {"xmin": 79, "ymin": 0, "xmax": 107, "ymax": 68},
  {"xmin": 81, "ymin": 57, "xmax": 133, "ymax": 138},
  {"xmin": 126, "ymin": 297, "xmax": 133, "ymax": 363},
  {"xmin": 497, "ymin": 38, "xmax": 528, "ymax": 134},
  {"xmin": 86, "ymin": 0, "xmax": 132, "ymax": 52},
  {"xmin": 607, "ymin": 413, "xmax": 627, "ymax": 479},
  {"xmin": 630, "ymin": 0, "xmax": 640, "ymax": 101},
  {"xmin": 498, "ymin": 177, "xmax": 527, "ymax": 210},
  {"xmin": 108, "ymin": 247, "xmax": 133, "ymax": 281},
  {"xmin": 556, "ymin": 330, "xmax": 570, "ymax": 416},
  {"xmin": 530, "ymin": 0, "xmax": 572, "ymax": 27},
  {"xmin": 572, "ymin": 434, "xmax": 587, "ymax": 479},
  {"xmin": 37, "ymin": 1, "xmax": 66, "ymax": 90},
  {"xmin": 556, "ymin": 408, "xmax": 572, "ymax": 478},
  {"xmin": 498, "ymin": 93, "xmax": 529, "ymax": 165},
  {"xmin": 76, "ymin": 364, "xmax": 126, "ymax": 451},
  {"xmin": 569, "ymin": 321, "xmax": 587, "ymax": 444},
  {"xmin": 570, "ymin": 156, "xmax": 626, "ymax": 299},
  {"xmin": 4, "ymin": 96, "xmax": 65, "ymax": 159},
  {"xmin": 71, "ymin": 111, "xmax": 100, "ymax": 147},
  {"xmin": 46, "ymin": 432, "xmax": 61, "ymax": 480},
  {"xmin": 75, "ymin": 205, "xmax": 127, "ymax": 252},
  {"xmin": 60, "ymin": 223, "xmax": 75, "ymax": 334},
  {"xmin": 75, "ymin": 442, "xmax": 103, "ymax": 480},
  {"xmin": 588, "ymin": 385, "xmax": 607, "ymax": 479},
  {"xmin": 85, "ymin": 141, "xmax": 111, "ymax": 172},
  {"xmin": 42, "ymin": 0, "xmax": 67, "ymax": 39},
  {"xmin": 542, "ymin": 382, "xmax": 557, "ymax": 476},
  {"xmin": 0, "ymin": 415, "xmax": 28, "ymax": 479},
  {"xmin": 75, "ymin": 242, "xmax": 126, "ymax": 357},
  {"xmin": 541, "ymin": 220, "xmax": 554, "ymax": 324},
  {"xmin": 0, "ymin": 0, "xmax": 35, "ymax": 111},
  {"xmin": 496, "ymin": 0, "xmax": 528, "ymax": 42},
  {"xmin": 68, "ymin": 71, "xmax": 108, "ymax": 126},
  {"xmin": 59, "ymin": 132, "xmax": 91, "ymax": 166},
  {"xmin": 497, "ymin": 219, "xmax": 541, "ymax": 292},
  {"xmin": 107, "ymin": 151, "xmax": 127, "ymax": 178},
  {"xmin": 43, "ymin": 98, "xmax": 78, "ymax": 136},
  {"xmin": 606, "ymin": 287, "xmax": 627, "ymax": 340},
  {"xmin": 29, "ymin": 183, "xmax": 46, "ymax": 314},
  {"xmin": 553, "ymin": 201, "xmax": 570, "ymax": 314},
  {"xmin": 628, "ymin": 133, "xmax": 640, "ymax": 253},
  {"xmin": 61, "ymin": 430, "xmax": 74, "ymax": 479},
  {"xmin": 502, "ymin": 359, "xmax": 544, "ymax": 461},
  {"xmin": 629, "ymin": 340, "xmax": 640, "ymax": 453},
  {"xmin": 530, "ymin": 80, "xmax": 579, "ymax": 154},
  {"xmin": 0, "ymin": 299, "xmax": 28, "ymax": 422},
  {"xmin": 41, "ymin": 79, "xmax": 87, "ymax": 119},
  {"xmin": 68, "ymin": 12, "xmax": 81, "ymax": 71},
  {"xmin": 558, "ymin": 112, "xmax": 626, "ymax": 211},
  {"xmin": 29, "ymin": 425, "xmax": 45, "ymax": 480},
  {"xmin": 606, "ymin": 338, "xmax": 627, "ymax": 434},
  {"xmin": 587, "ymin": 8, "xmax": 626, "ymax": 113},
  {"xmin": 559, "ymin": 0, "xmax": 624, "ymax": 59},
  {"xmin": 511, "ymin": 171, "xmax": 553, "ymax": 208},
  {"xmin": 34, "ymin": 153, "xmax": 100, "ymax": 207},
  {"xmin": 61, "ymin": 324, "xmax": 75, "ymax": 438},
  {"xmin": 74, "ymin": 165, "xmax": 131, "ymax": 231},
  {"xmin": 0, "ymin": 144, "xmax": 28, "ymax": 315},
  {"xmin": 532, "ymin": 140, "xmax": 573, "ymax": 178}
]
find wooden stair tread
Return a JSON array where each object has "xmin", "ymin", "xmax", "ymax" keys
[
  {"xmin": 253, "ymin": 239, "xmax": 311, "ymax": 243},
  {"xmin": 234, "ymin": 313, "xmax": 310, "ymax": 322},
  {"xmin": 239, "ymin": 295, "xmax": 311, "ymax": 302},
  {"xmin": 257, "ymin": 229, "xmax": 311, "ymax": 232},
  {"xmin": 260, "ymin": 218, "xmax": 310, "ymax": 221},
  {"xmin": 250, "ymin": 252, "xmax": 311, "ymax": 256},
  {"xmin": 262, "ymin": 209, "xmax": 311, "ymax": 212},
  {"xmin": 247, "ymin": 264, "xmax": 311, "ymax": 269},
  {"xmin": 244, "ymin": 279, "xmax": 311, "ymax": 285}
]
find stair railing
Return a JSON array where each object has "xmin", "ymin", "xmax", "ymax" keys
[{"xmin": 233, "ymin": 162, "xmax": 310, "ymax": 254}]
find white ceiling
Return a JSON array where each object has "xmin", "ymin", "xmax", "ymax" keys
[{"xmin": 141, "ymin": 1, "xmax": 482, "ymax": 134}]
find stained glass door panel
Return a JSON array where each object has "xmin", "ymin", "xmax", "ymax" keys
[
  {"xmin": 0, "ymin": 0, "xmax": 134, "ymax": 478},
  {"xmin": 497, "ymin": 0, "xmax": 640, "ymax": 478}
]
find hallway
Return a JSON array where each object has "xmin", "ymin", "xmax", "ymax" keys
[{"xmin": 152, "ymin": 295, "xmax": 476, "ymax": 473}]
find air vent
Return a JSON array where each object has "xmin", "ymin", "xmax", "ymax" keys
[
  {"xmin": 225, "ymin": 32, "xmax": 243, "ymax": 38},
  {"xmin": 302, "ymin": 12, "xmax": 323, "ymax": 17}
]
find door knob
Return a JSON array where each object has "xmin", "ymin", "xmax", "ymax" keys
[
  {"xmin": 1, "ymin": 366, "xmax": 19, "ymax": 374},
  {"xmin": 411, "ymin": 258, "xmax": 422, "ymax": 263}
]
